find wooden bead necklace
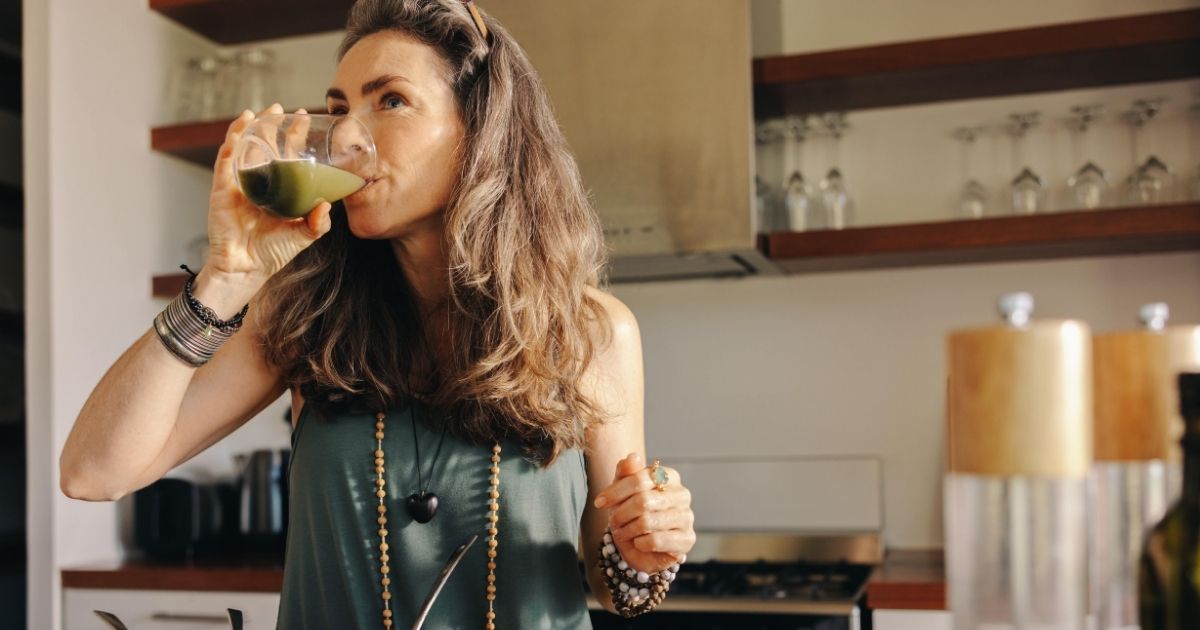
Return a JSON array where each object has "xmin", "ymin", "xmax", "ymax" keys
[{"xmin": 373, "ymin": 410, "xmax": 502, "ymax": 629}]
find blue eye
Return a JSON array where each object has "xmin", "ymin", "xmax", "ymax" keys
[{"xmin": 382, "ymin": 94, "xmax": 406, "ymax": 109}]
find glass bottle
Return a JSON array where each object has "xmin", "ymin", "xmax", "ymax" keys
[
  {"xmin": 946, "ymin": 292, "xmax": 1091, "ymax": 630},
  {"xmin": 1092, "ymin": 304, "xmax": 1199, "ymax": 630},
  {"xmin": 1138, "ymin": 372, "xmax": 1200, "ymax": 630}
]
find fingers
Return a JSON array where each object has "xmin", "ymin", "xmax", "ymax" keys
[
  {"xmin": 610, "ymin": 507, "xmax": 694, "ymax": 544},
  {"xmin": 302, "ymin": 201, "xmax": 333, "ymax": 238},
  {"xmin": 213, "ymin": 109, "xmax": 257, "ymax": 181},
  {"xmin": 630, "ymin": 529, "xmax": 695, "ymax": 558},
  {"xmin": 594, "ymin": 462, "xmax": 678, "ymax": 510},
  {"xmin": 616, "ymin": 453, "xmax": 643, "ymax": 480},
  {"xmin": 215, "ymin": 103, "xmax": 285, "ymax": 189},
  {"xmin": 284, "ymin": 108, "xmax": 311, "ymax": 160},
  {"xmin": 608, "ymin": 484, "xmax": 690, "ymax": 530}
]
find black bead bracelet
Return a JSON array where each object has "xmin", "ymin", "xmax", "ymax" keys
[{"xmin": 179, "ymin": 264, "xmax": 249, "ymax": 334}]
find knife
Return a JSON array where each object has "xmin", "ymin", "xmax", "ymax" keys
[{"xmin": 412, "ymin": 534, "xmax": 479, "ymax": 630}]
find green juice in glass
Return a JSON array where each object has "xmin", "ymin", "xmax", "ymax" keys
[{"xmin": 237, "ymin": 159, "xmax": 366, "ymax": 219}]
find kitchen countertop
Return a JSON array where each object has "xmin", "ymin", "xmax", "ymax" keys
[
  {"xmin": 62, "ymin": 553, "xmax": 285, "ymax": 593},
  {"xmin": 866, "ymin": 549, "xmax": 946, "ymax": 611},
  {"xmin": 66, "ymin": 549, "xmax": 949, "ymax": 612}
]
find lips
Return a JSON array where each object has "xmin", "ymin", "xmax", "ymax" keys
[{"xmin": 347, "ymin": 177, "xmax": 379, "ymax": 202}]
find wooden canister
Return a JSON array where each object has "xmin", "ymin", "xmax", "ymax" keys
[
  {"xmin": 947, "ymin": 318, "xmax": 1093, "ymax": 478},
  {"xmin": 1094, "ymin": 323, "xmax": 1200, "ymax": 462}
]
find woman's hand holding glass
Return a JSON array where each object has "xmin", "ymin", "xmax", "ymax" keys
[{"xmin": 204, "ymin": 104, "xmax": 344, "ymax": 299}]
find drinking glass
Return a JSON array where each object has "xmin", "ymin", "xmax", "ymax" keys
[
  {"xmin": 952, "ymin": 126, "xmax": 988, "ymax": 219},
  {"xmin": 234, "ymin": 114, "xmax": 376, "ymax": 219},
  {"xmin": 1007, "ymin": 112, "xmax": 1045, "ymax": 214},
  {"xmin": 754, "ymin": 120, "xmax": 788, "ymax": 233},
  {"xmin": 1064, "ymin": 104, "xmax": 1110, "ymax": 210},
  {"xmin": 817, "ymin": 112, "xmax": 854, "ymax": 230},
  {"xmin": 175, "ymin": 56, "xmax": 224, "ymax": 121},
  {"xmin": 784, "ymin": 114, "xmax": 818, "ymax": 231},
  {"xmin": 233, "ymin": 48, "xmax": 280, "ymax": 114},
  {"xmin": 1123, "ymin": 98, "xmax": 1174, "ymax": 205}
]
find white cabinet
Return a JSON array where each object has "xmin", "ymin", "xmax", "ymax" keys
[
  {"xmin": 874, "ymin": 609, "xmax": 952, "ymax": 630},
  {"xmin": 64, "ymin": 588, "xmax": 280, "ymax": 630}
]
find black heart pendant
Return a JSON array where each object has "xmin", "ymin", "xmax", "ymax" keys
[{"xmin": 407, "ymin": 492, "xmax": 439, "ymax": 523}]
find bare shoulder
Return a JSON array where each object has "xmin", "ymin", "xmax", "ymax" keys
[{"xmin": 584, "ymin": 286, "xmax": 640, "ymax": 353}]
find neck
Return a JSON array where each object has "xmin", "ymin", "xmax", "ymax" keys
[{"xmin": 389, "ymin": 212, "xmax": 450, "ymax": 315}]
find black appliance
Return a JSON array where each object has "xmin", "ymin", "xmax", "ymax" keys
[
  {"xmin": 237, "ymin": 448, "xmax": 290, "ymax": 554},
  {"xmin": 587, "ymin": 531, "xmax": 879, "ymax": 630},
  {"xmin": 133, "ymin": 478, "xmax": 236, "ymax": 561}
]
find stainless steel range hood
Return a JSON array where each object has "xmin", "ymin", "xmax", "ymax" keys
[{"xmin": 484, "ymin": 1, "xmax": 775, "ymax": 282}]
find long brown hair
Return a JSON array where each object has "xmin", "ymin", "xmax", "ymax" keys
[{"xmin": 258, "ymin": 0, "xmax": 612, "ymax": 465}]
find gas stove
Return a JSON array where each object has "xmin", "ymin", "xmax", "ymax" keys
[{"xmin": 589, "ymin": 531, "xmax": 881, "ymax": 629}]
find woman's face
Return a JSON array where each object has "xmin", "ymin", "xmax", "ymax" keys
[{"xmin": 327, "ymin": 31, "xmax": 466, "ymax": 240}]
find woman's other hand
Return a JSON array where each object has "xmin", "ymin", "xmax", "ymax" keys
[{"xmin": 593, "ymin": 453, "xmax": 695, "ymax": 573}]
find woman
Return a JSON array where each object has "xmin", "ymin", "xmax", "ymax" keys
[{"xmin": 59, "ymin": 0, "xmax": 696, "ymax": 628}]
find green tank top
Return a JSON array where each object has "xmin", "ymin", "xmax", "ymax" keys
[{"xmin": 277, "ymin": 402, "xmax": 593, "ymax": 629}]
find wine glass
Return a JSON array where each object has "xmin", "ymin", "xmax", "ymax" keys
[
  {"xmin": 754, "ymin": 120, "xmax": 788, "ymax": 233},
  {"xmin": 952, "ymin": 126, "xmax": 988, "ymax": 219},
  {"xmin": 784, "ymin": 114, "xmax": 818, "ymax": 231},
  {"xmin": 1123, "ymin": 98, "xmax": 1174, "ymax": 205},
  {"xmin": 234, "ymin": 113, "xmax": 376, "ymax": 219},
  {"xmin": 818, "ymin": 112, "xmax": 855, "ymax": 230},
  {"xmin": 1007, "ymin": 112, "xmax": 1045, "ymax": 214},
  {"xmin": 1064, "ymin": 104, "xmax": 1110, "ymax": 210}
]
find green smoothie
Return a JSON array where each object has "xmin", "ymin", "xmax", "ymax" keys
[{"xmin": 237, "ymin": 159, "xmax": 366, "ymax": 218}]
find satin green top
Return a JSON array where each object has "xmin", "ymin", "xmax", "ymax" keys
[{"xmin": 276, "ymin": 402, "xmax": 593, "ymax": 629}]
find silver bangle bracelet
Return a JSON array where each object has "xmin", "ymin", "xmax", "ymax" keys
[{"xmin": 153, "ymin": 292, "xmax": 237, "ymax": 367}]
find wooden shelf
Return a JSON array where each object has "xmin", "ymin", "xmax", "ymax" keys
[
  {"xmin": 150, "ymin": 0, "xmax": 355, "ymax": 45},
  {"xmin": 151, "ymin": 106, "xmax": 325, "ymax": 168},
  {"xmin": 759, "ymin": 203, "xmax": 1200, "ymax": 273},
  {"xmin": 154, "ymin": 205, "xmax": 1200, "ymax": 294},
  {"xmin": 753, "ymin": 9, "xmax": 1200, "ymax": 116},
  {"xmin": 153, "ymin": 273, "xmax": 189, "ymax": 299}
]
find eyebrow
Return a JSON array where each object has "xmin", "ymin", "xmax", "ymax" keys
[{"xmin": 326, "ymin": 74, "xmax": 414, "ymax": 101}]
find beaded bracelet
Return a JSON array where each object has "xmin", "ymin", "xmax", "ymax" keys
[
  {"xmin": 152, "ymin": 264, "xmax": 248, "ymax": 367},
  {"xmin": 597, "ymin": 528, "xmax": 681, "ymax": 618},
  {"xmin": 179, "ymin": 264, "xmax": 248, "ymax": 334}
]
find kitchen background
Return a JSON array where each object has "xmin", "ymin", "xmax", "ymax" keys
[{"xmin": 19, "ymin": 0, "xmax": 1200, "ymax": 628}]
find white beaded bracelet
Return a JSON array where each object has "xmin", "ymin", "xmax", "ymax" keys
[{"xmin": 597, "ymin": 528, "xmax": 682, "ymax": 618}]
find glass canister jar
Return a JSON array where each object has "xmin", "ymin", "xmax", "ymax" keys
[
  {"xmin": 1091, "ymin": 303, "xmax": 1200, "ymax": 630},
  {"xmin": 946, "ymin": 293, "xmax": 1093, "ymax": 630}
]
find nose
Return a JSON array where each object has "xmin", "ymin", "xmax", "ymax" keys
[{"xmin": 329, "ymin": 116, "xmax": 376, "ymax": 176}]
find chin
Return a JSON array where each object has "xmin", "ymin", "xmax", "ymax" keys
[{"xmin": 343, "ymin": 205, "xmax": 396, "ymax": 240}]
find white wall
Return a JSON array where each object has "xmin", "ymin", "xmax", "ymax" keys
[
  {"xmin": 613, "ymin": 252, "xmax": 1200, "ymax": 549},
  {"xmin": 755, "ymin": 0, "xmax": 1200, "ymax": 57},
  {"xmin": 22, "ymin": 3, "xmax": 338, "ymax": 629},
  {"xmin": 24, "ymin": 1, "xmax": 1200, "ymax": 628}
]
